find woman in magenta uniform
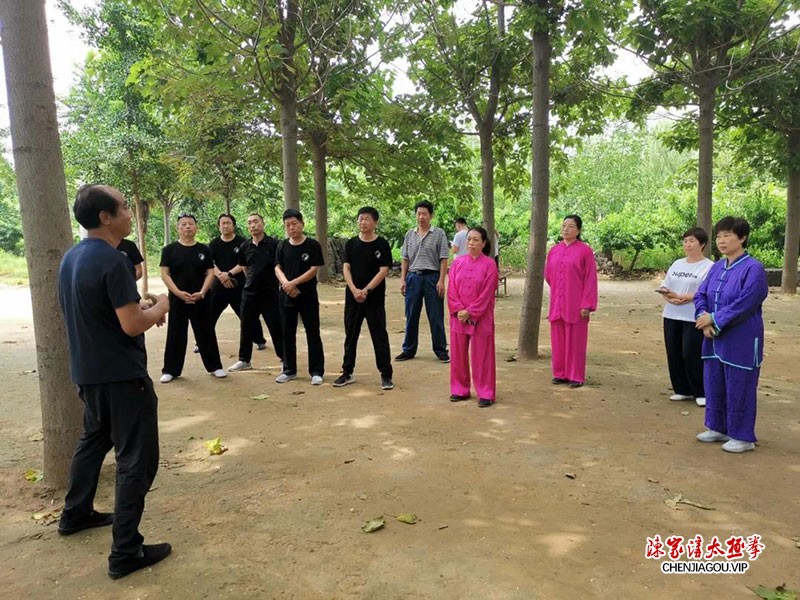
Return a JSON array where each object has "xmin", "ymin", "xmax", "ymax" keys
[
  {"xmin": 545, "ymin": 215, "xmax": 598, "ymax": 388},
  {"xmin": 447, "ymin": 227, "xmax": 498, "ymax": 408}
]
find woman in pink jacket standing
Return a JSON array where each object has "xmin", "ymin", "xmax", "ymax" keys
[
  {"xmin": 545, "ymin": 215, "xmax": 598, "ymax": 388},
  {"xmin": 447, "ymin": 226, "xmax": 499, "ymax": 408}
]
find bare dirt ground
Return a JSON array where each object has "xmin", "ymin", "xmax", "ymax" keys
[{"xmin": 0, "ymin": 277, "xmax": 798, "ymax": 600}]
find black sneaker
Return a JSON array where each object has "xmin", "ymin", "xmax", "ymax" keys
[
  {"xmin": 478, "ymin": 399, "xmax": 495, "ymax": 408},
  {"xmin": 568, "ymin": 381, "xmax": 584, "ymax": 388},
  {"xmin": 394, "ymin": 352, "xmax": 414, "ymax": 362},
  {"xmin": 551, "ymin": 377, "xmax": 569, "ymax": 384},
  {"xmin": 192, "ymin": 344, "xmax": 200, "ymax": 354},
  {"xmin": 450, "ymin": 394, "xmax": 470, "ymax": 402},
  {"xmin": 58, "ymin": 510, "xmax": 113, "ymax": 536},
  {"xmin": 332, "ymin": 374, "xmax": 354, "ymax": 387},
  {"xmin": 108, "ymin": 543, "xmax": 172, "ymax": 580},
  {"xmin": 437, "ymin": 354, "xmax": 451, "ymax": 363},
  {"xmin": 381, "ymin": 377, "xmax": 394, "ymax": 390}
]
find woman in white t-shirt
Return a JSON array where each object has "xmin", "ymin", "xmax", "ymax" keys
[{"xmin": 658, "ymin": 227, "xmax": 713, "ymax": 407}]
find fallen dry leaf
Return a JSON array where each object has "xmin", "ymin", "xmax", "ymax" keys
[
  {"xmin": 361, "ymin": 516, "xmax": 385, "ymax": 533},
  {"xmin": 204, "ymin": 437, "xmax": 228, "ymax": 456}
]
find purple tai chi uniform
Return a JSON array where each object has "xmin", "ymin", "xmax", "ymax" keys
[
  {"xmin": 545, "ymin": 240, "xmax": 598, "ymax": 384},
  {"xmin": 694, "ymin": 253, "xmax": 768, "ymax": 442},
  {"xmin": 447, "ymin": 254, "xmax": 498, "ymax": 401}
]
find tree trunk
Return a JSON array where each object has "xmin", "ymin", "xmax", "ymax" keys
[
  {"xmin": 782, "ymin": 133, "xmax": 800, "ymax": 293},
  {"xmin": 479, "ymin": 125, "xmax": 496, "ymax": 245},
  {"xmin": 0, "ymin": 0, "xmax": 82, "ymax": 488},
  {"xmin": 517, "ymin": 25, "xmax": 551, "ymax": 360},
  {"xmin": 697, "ymin": 83, "xmax": 715, "ymax": 245},
  {"xmin": 310, "ymin": 133, "xmax": 330, "ymax": 282},
  {"xmin": 130, "ymin": 163, "xmax": 148, "ymax": 293},
  {"xmin": 279, "ymin": 0, "xmax": 300, "ymax": 211},
  {"xmin": 163, "ymin": 200, "xmax": 172, "ymax": 245}
]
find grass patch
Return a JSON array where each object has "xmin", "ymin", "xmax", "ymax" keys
[{"xmin": 0, "ymin": 250, "xmax": 28, "ymax": 285}]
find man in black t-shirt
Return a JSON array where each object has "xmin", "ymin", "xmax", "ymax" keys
[
  {"xmin": 208, "ymin": 214, "xmax": 266, "ymax": 351},
  {"xmin": 332, "ymin": 207, "xmax": 394, "ymax": 390},
  {"xmin": 58, "ymin": 184, "xmax": 171, "ymax": 579},
  {"xmin": 117, "ymin": 238, "xmax": 144, "ymax": 281},
  {"xmin": 226, "ymin": 213, "xmax": 284, "ymax": 372},
  {"xmin": 159, "ymin": 213, "xmax": 225, "ymax": 382},
  {"xmin": 274, "ymin": 209, "xmax": 325, "ymax": 384}
]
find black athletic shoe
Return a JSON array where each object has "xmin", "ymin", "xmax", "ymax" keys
[
  {"xmin": 58, "ymin": 510, "xmax": 113, "ymax": 536},
  {"xmin": 551, "ymin": 377, "xmax": 569, "ymax": 384},
  {"xmin": 437, "ymin": 354, "xmax": 451, "ymax": 363},
  {"xmin": 381, "ymin": 377, "xmax": 395, "ymax": 390},
  {"xmin": 450, "ymin": 394, "xmax": 470, "ymax": 402},
  {"xmin": 568, "ymin": 381, "xmax": 584, "ymax": 388},
  {"xmin": 332, "ymin": 373, "xmax": 354, "ymax": 387},
  {"xmin": 478, "ymin": 399, "xmax": 495, "ymax": 408},
  {"xmin": 108, "ymin": 543, "xmax": 172, "ymax": 580},
  {"xmin": 394, "ymin": 352, "xmax": 414, "ymax": 362}
]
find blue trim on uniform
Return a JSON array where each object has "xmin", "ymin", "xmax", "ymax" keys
[{"xmin": 701, "ymin": 352, "xmax": 755, "ymax": 371}]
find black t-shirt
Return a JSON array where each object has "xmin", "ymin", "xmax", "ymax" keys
[
  {"xmin": 238, "ymin": 235, "xmax": 279, "ymax": 291},
  {"xmin": 209, "ymin": 235, "xmax": 246, "ymax": 288},
  {"xmin": 59, "ymin": 238, "xmax": 146, "ymax": 385},
  {"xmin": 117, "ymin": 238, "xmax": 144, "ymax": 279},
  {"xmin": 344, "ymin": 235, "xmax": 392, "ymax": 301},
  {"xmin": 276, "ymin": 237, "xmax": 324, "ymax": 302},
  {"xmin": 159, "ymin": 241, "xmax": 213, "ymax": 295}
]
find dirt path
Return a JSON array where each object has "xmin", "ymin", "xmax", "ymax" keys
[{"xmin": 0, "ymin": 278, "xmax": 798, "ymax": 599}]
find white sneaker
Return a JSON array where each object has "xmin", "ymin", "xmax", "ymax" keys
[
  {"xmin": 695, "ymin": 397, "xmax": 706, "ymax": 407},
  {"xmin": 670, "ymin": 394, "xmax": 692, "ymax": 401},
  {"xmin": 311, "ymin": 375, "xmax": 323, "ymax": 386},
  {"xmin": 256, "ymin": 343, "xmax": 267, "ymax": 351},
  {"xmin": 212, "ymin": 369, "xmax": 227, "ymax": 378},
  {"xmin": 696, "ymin": 429, "xmax": 730, "ymax": 443},
  {"xmin": 228, "ymin": 360, "xmax": 253, "ymax": 372},
  {"xmin": 160, "ymin": 373, "xmax": 174, "ymax": 384},
  {"xmin": 275, "ymin": 372, "xmax": 298, "ymax": 384},
  {"xmin": 721, "ymin": 439, "xmax": 755, "ymax": 453}
]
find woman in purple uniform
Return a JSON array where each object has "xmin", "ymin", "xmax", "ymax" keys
[{"xmin": 694, "ymin": 217, "xmax": 768, "ymax": 453}]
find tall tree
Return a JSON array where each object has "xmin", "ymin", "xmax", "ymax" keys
[
  {"xmin": 0, "ymin": 0, "xmax": 82, "ymax": 487},
  {"xmin": 719, "ymin": 31, "xmax": 800, "ymax": 292},
  {"xmin": 516, "ymin": 0, "xmax": 632, "ymax": 359},
  {"xmin": 406, "ymin": 0, "xmax": 528, "ymax": 240},
  {"xmin": 627, "ymin": 0, "xmax": 800, "ymax": 238}
]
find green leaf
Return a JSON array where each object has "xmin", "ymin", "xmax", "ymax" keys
[
  {"xmin": 204, "ymin": 437, "xmax": 227, "ymax": 456},
  {"xmin": 361, "ymin": 516, "xmax": 385, "ymax": 533},
  {"xmin": 750, "ymin": 584, "xmax": 798, "ymax": 600},
  {"xmin": 24, "ymin": 469, "xmax": 43, "ymax": 483},
  {"xmin": 396, "ymin": 513, "xmax": 418, "ymax": 525},
  {"xmin": 251, "ymin": 394, "xmax": 269, "ymax": 400}
]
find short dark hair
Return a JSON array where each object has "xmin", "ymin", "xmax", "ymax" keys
[
  {"xmin": 357, "ymin": 206, "xmax": 379, "ymax": 221},
  {"xmin": 218, "ymin": 213, "xmax": 236, "ymax": 226},
  {"xmin": 455, "ymin": 217, "xmax": 467, "ymax": 226},
  {"xmin": 414, "ymin": 200, "xmax": 434, "ymax": 215},
  {"xmin": 682, "ymin": 226, "xmax": 708, "ymax": 249},
  {"xmin": 469, "ymin": 226, "xmax": 491, "ymax": 256},
  {"xmin": 714, "ymin": 216, "xmax": 751, "ymax": 248},
  {"xmin": 282, "ymin": 208, "xmax": 303, "ymax": 223},
  {"xmin": 73, "ymin": 184, "xmax": 120, "ymax": 229},
  {"xmin": 247, "ymin": 212, "xmax": 264, "ymax": 221},
  {"xmin": 563, "ymin": 214, "xmax": 583, "ymax": 240},
  {"xmin": 176, "ymin": 212, "xmax": 197, "ymax": 223}
]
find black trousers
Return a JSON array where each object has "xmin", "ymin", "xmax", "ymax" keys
[
  {"xmin": 342, "ymin": 296, "xmax": 392, "ymax": 378},
  {"xmin": 61, "ymin": 378, "xmax": 159, "ymax": 563},
  {"xmin": 210, "ymin": 282, "xmax": 265, "ymax": 345},
  {"xmin": 238, "ymin": 287, "xmax": 283, "ymax": 363},
  {"xmin": 280, "ymin": 295, "xmax": 324, "ymax": 376},
  {"xmin": 663, "ymin": 317, "xmax": 705, "ymax": 398},
  {"xmin": 163, "ymin": 296, "xmax": 222, "ymax": 375}
]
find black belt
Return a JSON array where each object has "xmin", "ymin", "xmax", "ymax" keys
[{"xmin": 410, "ymin": 269, "xmax": 439, "ymax": 275}]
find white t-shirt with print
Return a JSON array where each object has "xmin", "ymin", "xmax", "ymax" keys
[{"xmin": 661, "ymin": 257, "xmax": 714, "ymax": 322}]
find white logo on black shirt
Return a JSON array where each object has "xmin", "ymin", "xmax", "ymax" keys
[
  {"xmin": 374, "ymin": 250, "xmax": 381, "ymax": 259},
  {"xmin": 234, "ymin": 247, "xmax": 239, "ymax": 254},
  {"xmin": 198, "ymin": 253, "xmax": 206, "ymax": 261},
  {"xmin": 301, "ymin": 253, "xmax": 310, "ymax": 262}
]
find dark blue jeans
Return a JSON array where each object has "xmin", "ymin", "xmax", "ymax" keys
[{"xmin": 402, "ymin": 271, "xmax": 448, "ymax": 357}]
